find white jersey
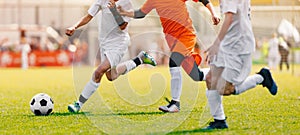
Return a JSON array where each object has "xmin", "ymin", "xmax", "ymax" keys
[
  {"xmin": 21, "ymin": 43, "xmax": 31, "ymax": 58},
  {"xmin": 219, "ymin": 0, "xmax": 255, "ymax": 55},
  {"xmin": 88, "ymin": 0, "xmax": 132, "ymax": 48}
]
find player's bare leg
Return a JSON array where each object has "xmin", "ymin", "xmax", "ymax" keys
[
  {"xmin": 105, "ymin": 51, "xmax": 157, "ymax": 81},
  {"xmin": 203, "ymin": 66, "xmax": 228, "ymax": 130},
  {"xmin": 68, "ymin": 58, "xmax": 111, "ymax": 113},
  {"xmin": 203, "ymin": 67, "xmax": 278, "ymax": 129}
]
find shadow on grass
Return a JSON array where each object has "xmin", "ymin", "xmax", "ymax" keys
[
  {"xmin": 114, "ymin": 111, "xmax": 165, "ymax": 116},
  {"xmin": 50, "ymin": 111, "xmax": 90, "ymax": 116},
  {"xmin": 97, "ymin": 111, "xmax": 165, "ymax": 116},
  {"xmin": 167, "ymin": 128, "xmax": 228, "ymax": 134},
  {"xmin": 27, "ymin": 111, "xmax": 165, "ymax": 117},
  {"xmin": 27, "ymin": 112, "xmax": 91, "ymax": 117}
]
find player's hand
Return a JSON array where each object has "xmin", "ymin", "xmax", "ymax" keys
[
  {"xmin": 117, "ymin": 6, "xmax": 126, "ymax": 16},
  {"xmin": 205, "ymin": 40, "xmax": 220, "ymax": 63},
  {"xmin": 212, "ymin": 15, "xmax": 220, "ymax": 25},
  {"xmin": 107, "ymin": 0, "xmax": 116, "ymax": 9},
  {"xmin": 65, "ymin": 27, "xmax": 75, "ymax": 36}
]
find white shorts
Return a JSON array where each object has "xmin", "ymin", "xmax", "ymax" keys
[
  {"xmin": 210, "ymin": 50, "xmax": 252, "ymax": 85},
  {"xmin": 100, "ymin": 39, "xmax": 129, "ymax": 68}
]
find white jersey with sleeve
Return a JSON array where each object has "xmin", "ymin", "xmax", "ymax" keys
[
  {"xmin": 219, "ymin": 0, "xmax": 255, "ymax": 55},
  {"xmin": 88, "ymin": 0, "xmax": 132, "ymax": 49}
]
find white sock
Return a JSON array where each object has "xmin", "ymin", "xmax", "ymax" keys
[
  {"xmin": 79, "ymin": 79, "xmax": 100, "ymax": 107},
  {"xmin": 170, "ymin": 67, "xmax": 182, "ymax": 102},
  {"xmin": 206, "ymin": 90, "xmax": 226, "ymax": 120},
  {"xmin": 122, "ymin": 60, "xmax": 137, "ymax": 75},
  {"xmin": 201, "ymin": 68, "xmax": 210, "ymax": 81},
  {"xmin": 234, "ymin": 74, "xmax": 264, "ymax": 95}
]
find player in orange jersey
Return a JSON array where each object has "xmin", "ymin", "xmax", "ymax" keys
[{"xmin": 119, "ymin": 0, "xmax": 220, "ymax": 112}]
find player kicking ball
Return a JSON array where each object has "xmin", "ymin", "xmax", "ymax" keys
[{"xmin": 66, "ymin": 0, "xmax": 156, "ymax": 113}]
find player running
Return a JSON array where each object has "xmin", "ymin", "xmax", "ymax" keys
[
  {"xmin": 66, "ymin": 0, "xmax": 157, "ymax": 113},
  {"xmin": 119, "ymin": 0, "xmax": 220, "ymax": 113},
  {"xmin": 203, "ymin": 0, "xmax": 278, "ymax": 129}
]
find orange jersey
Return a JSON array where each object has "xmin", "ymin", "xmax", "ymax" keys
[{"xmin": 140, "ymin": 0, "xmax": 197, "ymax": 55}]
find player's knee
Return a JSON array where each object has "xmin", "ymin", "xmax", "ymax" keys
[
  {"xmin": 108, "ymin": 78, "xmax": 115, "ymax": 81},
  {"xmin": 107, "ymin": 75, "xmax": 117, "ymax": 81},
  {"xmin": 219, "ymin": 91, "xmax": 231, "ymax": 96},
  {"xmin": 93, "ymin": 68, "xmax": 106, "ymax": 82},
  {"xmin": 205, "ymin": 72, "xmax": 212, "ymax": 89},
  {"xmin": 189, "ymin": 71, "xmax": 203, "ymax": 81},
  {"xmin": 106, "ymin": 69, "xmax": 119, "ymax": 81},
  {"xmin": 106, "ymin": 75, "xmax": 114, "ymax": 81},
  {"xmin": 219, "ymin": 85, "xmax": 235, "ymax": 96},
  {"xmin": 188, "ymin": 64, "xmax": 204, "ymax": 81},
  {"xmin": 206, "ymin": 72, "xmax": 211, "ymax": 81},
  {"xmin": 206, "ymin": 79, "xmax": 211, "ymax": 90},
  {"xmin": 169, "ymin": 52, "xmax": 184, "ymax": 67},
  {"xmin": 94, "ymin": 70, "xmax": 104, "ymax": 77}
]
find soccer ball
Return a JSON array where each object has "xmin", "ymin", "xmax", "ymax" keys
[{"xmin": 30, "ymin": 93, "xmax": 54, "ymax": 116}]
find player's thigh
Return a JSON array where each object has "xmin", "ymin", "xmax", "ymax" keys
[
  {"xmin": 218, "ymin": 80, "xmax": 235, "ymax": 96},
  {"xmin": 102, "ymin": 51, "xmax": 125, "ymax": 81},
  {"xmin": 208, "ymin": 65, "xmax": 224, "ymax": 90},
  {"xmin": 206, "ymin": 70, "xmax": 212, "ymax": 89},
  {"xmin": 174, "ymin": 43, "xmax": 194, "ymax": 56},
  {"xmin": 94, "ymin": 57, "xmax": 111, "ymax": 79},
  {"xmin": 105, "ymin": 69, "xmax": 117, "ymax": 81},
  {"xmin": 212, "ymin": 74, "xmax": 234, "ymax": 96}
]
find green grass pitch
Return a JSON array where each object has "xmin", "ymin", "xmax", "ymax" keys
[{"xmin": 0, "ymin": 65, "xmax": 300, "ymax": 134}]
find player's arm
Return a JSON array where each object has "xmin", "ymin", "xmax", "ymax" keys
[
  {"xmin": 108, "ymin": 0, "xmax": 128, "ymax": 30},
  {"xmin": 206, "ymin": 12, "xmax": 233, "ymax": 62},
  {"xmin": 216, "ymin": 12, "xmax": 233, "ymax": 42},
  {"xmin": 199, "ymin": 0, "xmax": 220, "ymax": 25},
  {"xmin": 65, "ymin": 14, "xmax": 93, "ymax": 36},
  {"xmin": 119, "ymin": 0, "xmax": 152, "ymax": 19},
  {"xmin": 119, "ymin": 8, "xmax": 147, "ymax": 19}
]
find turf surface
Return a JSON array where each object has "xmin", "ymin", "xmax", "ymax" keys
[{"xmin": 0, "ymin": 65, "xmax": 299, "ymax": 134}]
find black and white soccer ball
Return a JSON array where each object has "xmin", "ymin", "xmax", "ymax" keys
[{"xmin": 30, "ymin": 93, "xmax": 54, "ymax": 116}]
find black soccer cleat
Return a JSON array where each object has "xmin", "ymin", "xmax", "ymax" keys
[
  {"xmin": 202, "ymin": 119, "xmax": 228, "ymax": 130},
  {"xmin": 257, "ymin": 67, "xmax": 278, "ymax": 95}
]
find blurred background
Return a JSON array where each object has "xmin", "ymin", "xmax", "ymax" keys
[{"xmin": 0, "ymin": 0, "xmax": 299, "ymax": 70}]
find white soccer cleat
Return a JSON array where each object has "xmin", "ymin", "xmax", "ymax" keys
[
  {"xmin": 68, "ymin": 102, "xmax": 81, "ymax": 113},
  {"xmin": 158, "ymin": 99, "xmax": 180, "ymax": 113},
  {"xmin": 138, "ymin": 51, "xmax": 157, "ymax": 66}
]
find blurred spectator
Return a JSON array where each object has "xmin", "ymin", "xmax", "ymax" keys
[
  {"xmin": 20, "ymin": 29, "xmax": 31, "ymax": 69},
  {"xmin": 278, "ymin": 36, "xmax": 290, "ymax": 71},
  {"xmin": 268, "ymin": 33, "xmax": 280, "ymax": 70},
  {"xmin": 0, "ymin": 37, "xmax": 8, "ymax": 52},
  {"xmin": 72, "ymin": 38, "xmax": 88, "ymax": 65},
  {"xmin": 29, "ymin": 36, "xmax": 41, "ymax": 51},
  {"xmin": 0, "ymin": 37, "xmax": 15, "ymax": 52},
  {"xmin": 261, "ymin": 37, "xmax": 269, "ymax": 63}
]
